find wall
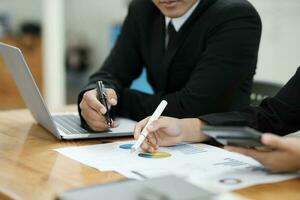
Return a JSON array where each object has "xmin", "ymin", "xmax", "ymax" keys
[
  {"xmin": 249, "ymin": 0, "xmax": 300, "ymax": 84},
  {"xmin": 0, "ymin": 0, "xmax": 42, "ymax": 33},
  {"xmin": 64, "ymin": 0, "xmax": 127, "ymax": 69},
  {"xmin": 0, "ymin": 0, "xmax": 127, "ymax": 70}
]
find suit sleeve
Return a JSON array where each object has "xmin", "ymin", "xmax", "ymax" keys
[
  {"xmin": 116, "ymin": 3, "xmax": 262, "ymax": 120},
  {"xmin": 199, "ymin": 68, "xmax": 300, "ymax": 136},
  {"xmin": 77, "ymin": 1, "xmax": 143, "ymax": 122},
  {"xmin": 84, "ymin": 2, "xmax": 144, "ymax": 94}
]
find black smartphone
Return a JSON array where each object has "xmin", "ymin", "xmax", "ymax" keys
[{"xmin": 202, "ymin": 126, "xmax": 263, "ymax": 148}]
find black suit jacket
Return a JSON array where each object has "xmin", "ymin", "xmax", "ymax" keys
[
  {"xmin": 78, "ymin": 0, "xmax": 262, "ymax": 121},
  {"xmin": 200, "ymin": 67, "xmax": 300, "ymax": 135}
]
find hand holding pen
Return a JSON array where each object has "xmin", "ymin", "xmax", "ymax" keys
[
  {"xmin": 131, "ymin": 100, "xmax": 168, "ymax": 153},
  {"xmin": 96, "ymin": 81, "xmax": 113, "ymax": 127},
  {"xmin": 79, "ymin": 81, "xmax": 119, "ymax": 131}
]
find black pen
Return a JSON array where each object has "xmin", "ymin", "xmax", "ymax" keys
[{"xmin": 96, "ymin": 81, "xmax": 112, "ymax": 127}]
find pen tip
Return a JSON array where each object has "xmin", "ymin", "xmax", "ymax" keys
[{"xmin": 130, "ymin": 148, "xmax": 136, "ymax": 154}]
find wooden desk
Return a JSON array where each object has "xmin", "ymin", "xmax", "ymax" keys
[{"xmin": 0, "ymin": 108, "xmax": 300, "ymax": 200}]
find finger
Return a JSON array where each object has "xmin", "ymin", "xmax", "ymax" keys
[
  {"xmin": 83, "ymin": 90, "xmax": 107, "ymax": 114},
  {"xmin": 152, "ymin": 133, "xmax": 160, "ymax": 150},
  {"xmin": 147, "ymin": 134, "xmax": 159, "ymax": 152},
  {"xmin": 146, "ymin": 139, "xmax": 157, "ymax": 152},
  {"xmin": 81, "ymin": 104, "xmax": 109, "ymax": 130},
  {"xmin": 153, "ymin": 145, "xmax": 159, "ymax": 151},
  {"xmin": 105, "ymin": 88, "xmax": 118, "ymax": 106},
  {"xmin": 284, "ymin": 137, "xmax": 300, "ymax": 154},
  {"xmin": 225, "ymin": 146, "xmax": 267, "ymax": 161},
  {"xmin": 84, "ymin": 115, "xmax": 109, "ymax": 131},
  {"xmin": 79, "ymin": 99, "xmax": 85, "ymax": 110},
  {"xmin": 134, "ymin": 117, "xmax": 150, "ymax": 140},
  {"xmin": 80, "ymin": 107, "xmax": 88, "ymax": 122},
  {"xmin": 80, "ymin": 100, "xmax": 99, "ymax": 120},
  {"xmin": 147, "ymin": 145, "xmax": 155, "ymax": 153},
  {"xmin": 262, "ymin": 134, "xmax": 291, "ymax": 150},
  {"xmin": 147, "ymin": 117, "xmax": 170, "ymax": 132},
  {"xmin": 263, "ymin": 134, "xmax": 300, "ymax": 153},
  {"xmin": 141, "ymin": 140, "xmax": 151, "ymax": 152},
  {"xmin": 81, "ymin": 103, "xmax": 104, "ymax": 122},
  {"xmin": 147, "ymin": 133, "xmax": 158, "ymax": 147},
  {"xmin": 110, "ymin": 120, "xmax": 120, "ymax": 128},
  {"xmin": 84, "ymin": 117, "xmax": 109, "ymax": 131}
]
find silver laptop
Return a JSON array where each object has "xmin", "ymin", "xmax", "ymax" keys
[{"xmin": 0, "ymin": 42, "xmax": 136, "ymax": 140}]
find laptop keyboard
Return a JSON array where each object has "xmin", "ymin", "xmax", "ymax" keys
[{"xmin": 53, "ymin": 114, "xmax": 88, "ymax": 134}]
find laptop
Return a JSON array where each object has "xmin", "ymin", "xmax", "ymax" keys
[{"xmin": 0, "ymin": 42, "xmax": 136, "ymax": 140}]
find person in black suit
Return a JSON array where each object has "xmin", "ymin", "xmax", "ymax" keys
[
  {"xmin": 134, "ymin": 67, "xmax": 300, "ymax": 172},
  {"xmin": 78, "ymin": 0, "xmax": 262, "ymax": 131}
]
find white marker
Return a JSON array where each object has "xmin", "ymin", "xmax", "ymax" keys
[{"xmin": 131, "ymin": 100, "xmax": 168, "ymax": 153}]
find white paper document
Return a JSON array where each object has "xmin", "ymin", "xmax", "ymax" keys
[
  {"xmin": 55, "ymin": 141, "xmax": 300, "ymax": 192},
  {"xmin": 109, "ymin": 118, "xmax": 136, "ymax": 133}
]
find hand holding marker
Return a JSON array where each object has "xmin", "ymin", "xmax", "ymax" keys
[{"xmin": 131, "ymin": 100, "xmax": 168, "ymax": 153}]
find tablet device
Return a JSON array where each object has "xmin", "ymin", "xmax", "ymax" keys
[
  {"xmin": 57, "ymin": 175, "xmax": 215, "ymax": 200},
  {"xmin": 202, "ymin": 126, "xmax": 263, "ymax": 148}
]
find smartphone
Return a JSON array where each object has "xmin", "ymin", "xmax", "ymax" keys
[{"xmin": 202, "ymin": 126, "xmax": 263, "ymax": 148}]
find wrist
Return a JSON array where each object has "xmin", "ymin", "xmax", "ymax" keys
[{"xmin": 180, "ymin": 118, "xmax": 209, "ymax": 143}]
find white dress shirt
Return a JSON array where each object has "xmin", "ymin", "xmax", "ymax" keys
[{"xmin": 165, "ymin": 0, "xmax": 200, "ymax": 32}]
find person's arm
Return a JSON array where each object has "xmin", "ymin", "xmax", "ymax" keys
[
  {"xmin": 134, "ymin": 118, "xmax": 300, "ymax": 173},
  {"xmin": 199, "ymin": 67, "xmax": 300, "ymax": 135},
  {"xmin": 83, "ymin": 1, "xmax": 143, "ymax": 98},
  {"xmin": 117, "ymin": 3, "xmax": 262, "ymax": 121},
  {"xmin": 77, "ymin": 1, "xmax": 144, "ymax": 126}
]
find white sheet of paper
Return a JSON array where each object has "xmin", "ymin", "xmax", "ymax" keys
[
  {"xmin": 55, "ymin": 141, "xmax": 300, "ymax": 192},
  {"xmin": 109, "ymin": 118, "xmax": 136, "ymax": 133}
]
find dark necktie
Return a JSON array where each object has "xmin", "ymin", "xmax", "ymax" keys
[{"xmin": 167, "ymin": 21, "xmax": 176, "ymax": 48}]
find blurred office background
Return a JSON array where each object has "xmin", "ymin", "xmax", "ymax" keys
[{"xmin": 0, "ymin": 0, "xmax": 299, "ymax": 110}]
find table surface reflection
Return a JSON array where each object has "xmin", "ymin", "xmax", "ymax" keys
[{"xmin": 0, "ymin": 107, "xmax": 299, "ymax": 200}]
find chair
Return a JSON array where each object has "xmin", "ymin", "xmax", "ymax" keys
[
  {"xmin": 250, "ymin": 80, "xmax": 283, "ymax": 106},
  {"xmin": 110, "ymin": 24, "xmax": 154, "ymax": 95}
]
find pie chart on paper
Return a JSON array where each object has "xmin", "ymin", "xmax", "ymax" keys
[{"xmin": 138, "ymin": 152, "xmax": 171, "ymax": 159}]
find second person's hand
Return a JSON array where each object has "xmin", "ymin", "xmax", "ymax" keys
[
  {"xmin": 79, "ymin": 88, "xmax": 119, "ymax": 131},
  {"xmin": 225, "ymin": 134, "xmax": 300, "ymax": 173}
]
